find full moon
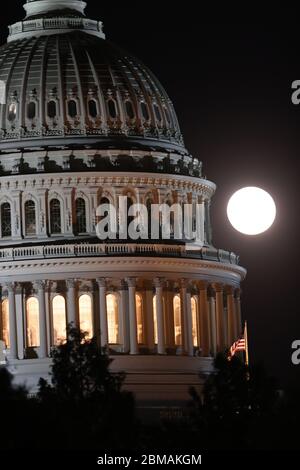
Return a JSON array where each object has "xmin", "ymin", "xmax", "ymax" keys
[{"xmin": 227, "ymin": 187, "xmax": 276, "ymax": 235}]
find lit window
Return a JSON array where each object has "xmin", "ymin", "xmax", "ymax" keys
[
  {"xmin": 88, "ymin": 100, "xmax": 98, "ymax": 118},
  {"xmin": 136, "ymin": 293, "xmax": 144, "ymax": 344},
  {"xmin": 153, "ymin": 295, "xmax": 158, "ymax": 344},
  {"xmin": 191, "ymin": 297, "xmax": 199, "ymax": 347},
  {"xmin": 1, "ymin": 298, "xmax": 9, "ymax": 348},
  {"xmin": 106, "ymin": 293, "xmax": 119, "ymax": 344},
  {"xmin": 107, "ymin": 99, "xmax": 117, "ymax": 119},
  {"xmin": 125, "ymin": 101, "xmax": 135, "ymax": 120},
  {"xmin": 50, "ymin": 199, "xmax": 62, "ymax": 234},
  {"xmin": 141, "ymin": 102, "xmax": 149, "ymax": 120},
  {"xmin": 25, "ymin": 200, "xmax": 36, "ymax": 236},
  {"xmin": 79, "ymin": 294, "xmax": 93, "ymax": 339},
  {"xmin": 27, "ymin": 101, "xmax": 36, "ymax": 119},
  {"xmin": 8, "ymin": 103, "xmax": 16, "ymax": 122},
  {"xmin": 75, "ymin": 198, "xmax": 87, "ymax": 233},
  {"xmin": 26, "ymin": 297, "xmax": 40, "ymax": 347},
  {"xmin": 173, "ymin": 295, "xmax": 182, "ymax": 346},
  {"xmin": 47, "ymin": 100, "xmax": 57, "ymax": 118},
  {"xmin": 1, "ymin": 203, "xmax": 11, "ymax": 237},
  {"xmin": 68, "ymin": 100, "xmax": 77, "ymax": 118},
  {"xmin": 52, "ymin": 295, "xmax": 66, "ymax": 345}
]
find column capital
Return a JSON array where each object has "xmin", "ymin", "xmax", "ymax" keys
[
  {"xmin": 2, "ymin": 282, "xmax": 16, "ymax": 293},
  {"xmin": 212, "ymin": 282, "xmax": 224, "ymax": 293},
  {"xmin": 198, "ymin": 280, "xmax": 209, "ymax": 290},
  {"xmin": 153, "ymin": 277, "xmax": 165, "ymax": 288},
  {"xmin": 33, "ymin": 280, "xmax": 47, "ymax": 291},
  {"xmin": 126, "ymin": 277, "xmax": 137, "ymax": 288},
  {"xmin": 225, "ymin": 285, "xmax": 235, "ymax": 295},
  {"xmin": 118, "ymin": 279, "xmax": 127, "ymax": 291},
  {"xmin": 66, "ymin": 279, "xmax": 77, "ymax": 289},
  {"xmin": 96, "ymin": 278, "xmax": 107, "ymax": 288},
  {"xmin": 207, "ymin": 285, "xmax": 216, "ymax": 298},
  {"xmin": 179, "ymin": 278, "xmax": 188, "ymax": 289},
  {"xmin": 234, "ymin": 287, "xmax": 242, "ymax": 299}
]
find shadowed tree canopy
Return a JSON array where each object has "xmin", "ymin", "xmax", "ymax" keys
[{"xmin": 38, "ymin": 327, "xmax": 125, "ymax": 403}]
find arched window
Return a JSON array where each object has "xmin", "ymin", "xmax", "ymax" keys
[
  {"xmin": 50, "ymin": 199, "xmax": 62, "ymax": 234},
  {"xmin": 173, "ymin": 295, "xmax": 182, "ymax": 346},
  {"xmin": 1, "ymin": 298, "xmax": 9, "ymax": 347},
  {"xmin": 107, "ymin": 99, "xmax": 117, "ymax": 119},
  {"xmin": 1, "ymin": 203, "xmax": 11, "ymax": 237},
  {"xmin": 88, "ymin": 99, "xmax": 98, "ymax": 118},
  {"xmin": 52, "ymin": 295, "xmax": 66, "ymax": 345},
  {"xmin": 27, "ymin": 102, "xmax": 36, "ymax": 120},
  {"xmin": 26, "ymin": 297, "xmax": 40, "ymax": 348},
  {"xmin": 135, "ymin": 293, "xmax": 144, "ymax": 344},
  {"xmin": 68, "ymin": 100, "xmax": 77, "ymax": 118},
  {"xmin": 125, "ymin": 100, "xmax": 135, "ymax": 120},
  {"xmin": 153, "ymin": 295, "xmax": 158, "ymax": 344},
  {"xmin": 106, "ymin": 293, "xmax": 119, "ymax": 344},
  {"xmin": 141, "ymin": 102, "xmax": 150, "ymax": 120},
  {"xmin": 8, "ymin": 103, "xmax": 17, "ymax": 122},
  {"xmin": 191, "ymin": 297, "xmax": 199, "ymax": 347},
  {"xmin": 79, "ymin": 294, "xmax": 93, "ymax": 339},
  {"xmin": 153, "ymin": 103, "xmax": 162, "ymax": 122},
  {"xmin": 25, "ymin": 200, "xmax": 36, "ymax": 236},
  {"xmin": 47, "ymin": 100, "xmax": 57, "ymax": 118},
  {"xmin": 75, "ymin": 198, "xmax": 87, "ymax": 234}
]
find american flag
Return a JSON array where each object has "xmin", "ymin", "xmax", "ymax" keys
[{"xmin": 229, "ymin": 337, "xmax": 246, "ymax": 357}]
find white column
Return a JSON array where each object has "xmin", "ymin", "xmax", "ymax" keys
[
  {"xmin": 127, "ymin": 278, "xmax": 138, "ymax": 355},
  {"xmin": 164, "ymin": 282, "xmax": 175, "ymax": 350},
  {"xmin": 97, "ymin": 278, "xmax": 108, "ymax": 348},
  {"xmin": 145, "ymin": 288, "xmax": 155, "ymax": 351},
  {"xmin": 208, "ymin": 286, "xmax": 217, "ymax": 356},
  {"xmin": 154, "ymin": 278, "xmax": 166, "ymax": 355},
  {"xmin": 215, "ymin": 283, "xmax": 225, "ymax": 352},
  {"xmin": 199, "ymin": 282, "xmax": 210, "ymax": 356},
  {"xmin": 180, "ymin": 279, "xmax": 193, "ymax": 356},
  {"xmin": 119, "ymin": 281, "xmax": 129, "ymax": 353},
  {"xmin": 6, "ymin": 283, "xmax": 18, "ymax": 360},
  {"xmin": 196, "ymin": 197, "xmax": 205, "ymax": 243},
  {"xmin": 35, "ymin": 281, "xmax": 48, "ymax": 358},
  {"xmin": 186, "ymin": 290, "xmax": 194, "ymax": 356},
  {"xmin": 66, "ymin": 279, "xmax": 77, "ymax": 327},
  {"xmin": 15, "ymin": 283, "xmax": 24, "ymax": 360},
  {"xmin": 226, "ymin": 286, "xmax": 236, "ymax": 345}
]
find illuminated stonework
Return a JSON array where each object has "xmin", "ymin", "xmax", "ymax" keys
[{"xmin": 0, "ymin": 0, "xmax": 246, "ymax": 405}]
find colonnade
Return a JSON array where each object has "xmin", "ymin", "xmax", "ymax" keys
[{"xmin": 0, "ymin": 278, "xmax": 242, "ymax": 361}]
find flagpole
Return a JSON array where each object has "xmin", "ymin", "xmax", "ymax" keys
[{"xmin": 244, "ymin": 321, "xmax": 249, "ymax": 366}]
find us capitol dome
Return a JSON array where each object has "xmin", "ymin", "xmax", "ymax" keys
[{"xmin": 0, "ymin": 0, "xmax": 246, "ymax": 407}]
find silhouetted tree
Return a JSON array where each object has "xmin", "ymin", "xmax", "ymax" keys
[
  {"xmin": 36, "ymin": 327, "xmax": 137, "ymax": 450},
  {"xmin": 189, "ymin": 353, "xmax": 282, "ymax": 449}
]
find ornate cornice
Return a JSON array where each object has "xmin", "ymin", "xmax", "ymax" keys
[{"xmin": 0, "ymin": 171, "xmax": 215, "ymax": 198}]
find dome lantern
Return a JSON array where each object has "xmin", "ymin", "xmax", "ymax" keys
[
  {"xmin": 8, "ymin": 0, "xmax": 104, "ymax": 42},
  {"xmin": 24, "ymin": 0, "xmax": 88, "ymax": 18}
]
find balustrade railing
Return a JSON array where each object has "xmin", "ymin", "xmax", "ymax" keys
[{"xmin": 0, "ymin": 242, "xmax": 239, "ymax": 265}]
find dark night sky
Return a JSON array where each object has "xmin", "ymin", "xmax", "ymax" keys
[{"xmin": 1, "ymin": 1, "xmax": 300, "ymax": 386}]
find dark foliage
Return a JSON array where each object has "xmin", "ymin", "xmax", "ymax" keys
[{"xmin": 0, "ymin": 327, "xmax": 137, "ymax": 450}]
